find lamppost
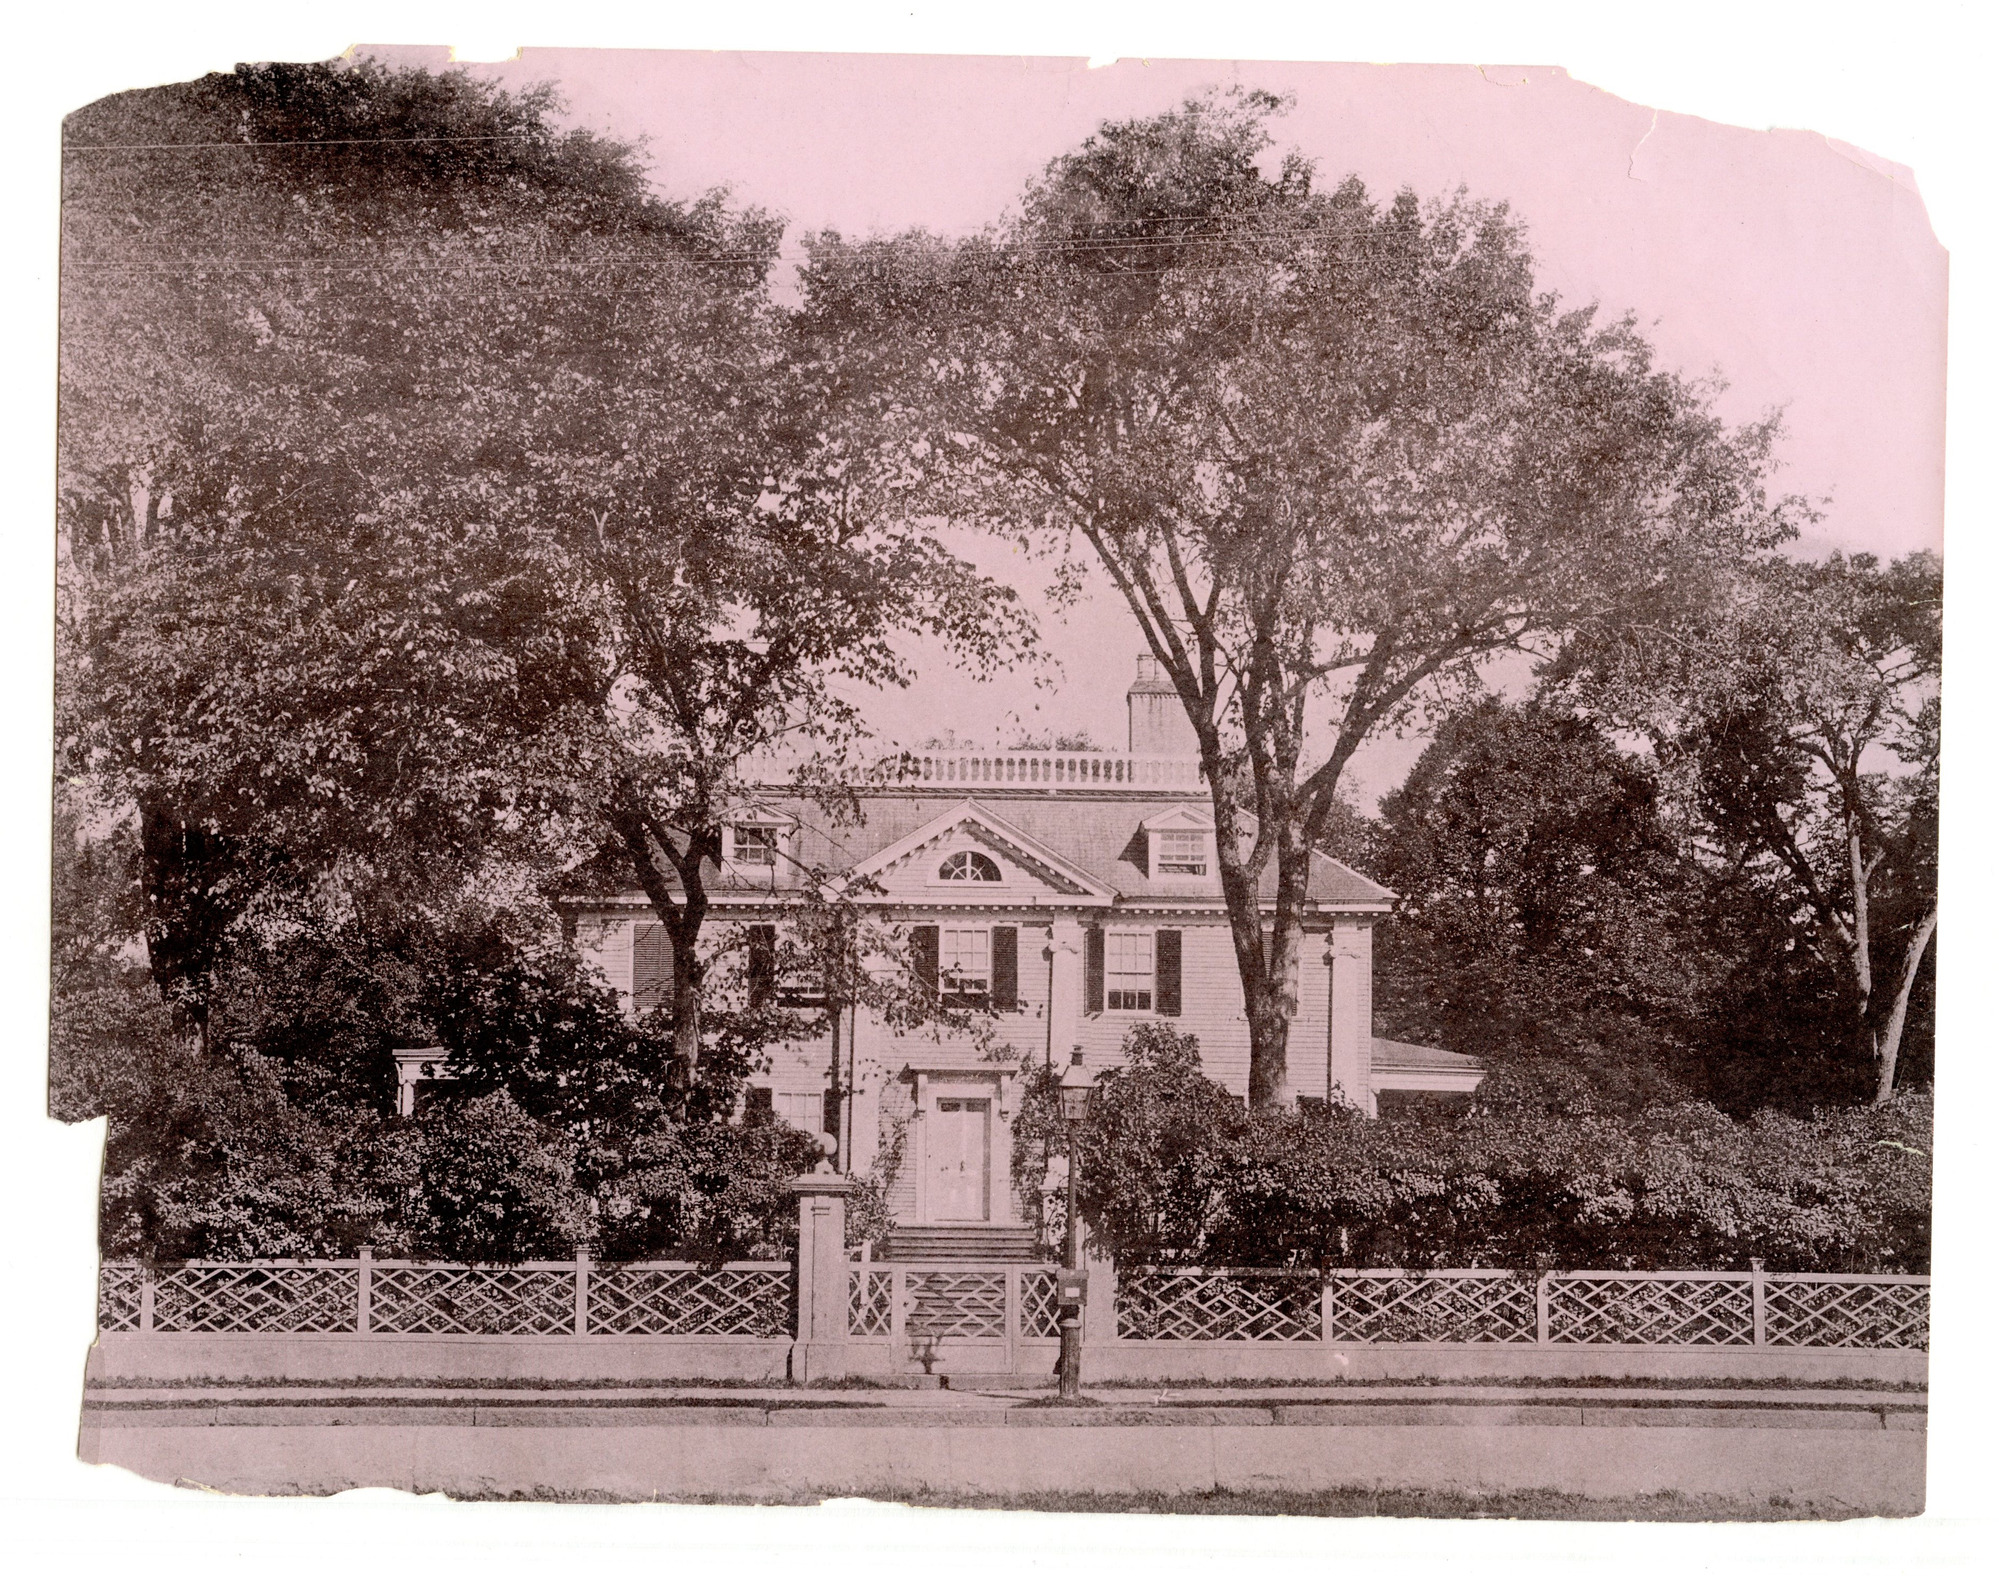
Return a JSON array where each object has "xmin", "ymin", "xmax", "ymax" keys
[{"xmin": 1056, "ymin": 1046, "xmax": 1095, "ymax": 1401}]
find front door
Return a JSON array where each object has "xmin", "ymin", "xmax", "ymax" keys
[{"xmin": 929, "ymin": 1098, "xmax": 991, "ymax": 1221}]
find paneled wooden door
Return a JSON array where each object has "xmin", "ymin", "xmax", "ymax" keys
[{"xmin": 929, "ymin": 1098, "xmax": 991, "ymax": 1221}]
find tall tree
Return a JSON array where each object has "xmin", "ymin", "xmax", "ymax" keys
[
  {"xmin": 60, "ymin": 60, "xmax": 1027, "ymax": 1100},
  {"xmin": 1570, "ymin": 552, "xmax": 1940, "ymax": 1104},
  {"xmin": 1370, "ymin": 700, "xmax": 1718, "ymax": 1104},
  {"xmin": 59, "ymin": 59, "xmax": 709, "ymax": 1032},
  {"xmin": 804, "ymin": 88, "xmax": 1798, "ymax": 1104}
]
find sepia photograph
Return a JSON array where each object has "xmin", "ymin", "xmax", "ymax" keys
[{"xmin": 33, "ymin": 16, "xmax": 1968, "ymax": 1544}]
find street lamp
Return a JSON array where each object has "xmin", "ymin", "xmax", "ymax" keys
[{"xmin": 1056, "ymin": 1045, "xmax": 1095, "ymax": 1401}]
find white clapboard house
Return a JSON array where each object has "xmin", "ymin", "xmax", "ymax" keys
[{"xmin": 565, "ymin": 659, "xmax": 1479, "ymax": 1258}]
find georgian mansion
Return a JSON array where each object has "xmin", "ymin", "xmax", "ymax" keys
[{"xmin": 568, "ymin": 659, "xmax": 1479, "ymax": 1253}]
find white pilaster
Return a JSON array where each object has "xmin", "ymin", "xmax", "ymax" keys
[
  {"xmin": 911, "ymin": 1071, "xmax": 930, "ymax": 1222},
  {"xmin": 1326, "ymin": 923, "xmax": 1371, "ymax": 1111},
  {"xmin": 993, "ymin": 1070, "xmax": 1017, "ymax": 1226},
  {"xmin": 1045, "ymin": 917, "xmax": 1084, "ymax": 1067},
  {"xmin": 845, "ymin": 1001, "xmax": 883, "ymax": 1176}
]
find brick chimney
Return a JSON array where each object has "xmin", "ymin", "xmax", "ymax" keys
[{"xmin": 1127, "ymin": 655, "xmax": 1198, "ymax": 757}]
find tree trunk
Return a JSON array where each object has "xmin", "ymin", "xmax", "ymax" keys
[
  {"xmin": 1209, "ymin": 792, "xmax": 1291, "ymax": 1107},
  {"xmin": 1873, "ymin": 908, "xmax": 1937, "ymax": 1105},
  {"xmin": 1848, "ymin": 827, "xmax": 1879, "ymax": 1080},
  {"xmin": 137, "ymin": 798, "xmax": 245, "ymax": 1043},
  {"xmin": 608, "ymin": 791, "xmax": 714, "ymax": 1115},
  {"xmin": 1252, "ymin": 844, "xmax": 1315, "ymax": 1107},
  {"xmin": 668, "ymin": 925, "xmax": 704, "ymax": 1105}
]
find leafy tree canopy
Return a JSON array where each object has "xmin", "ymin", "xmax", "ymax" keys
[{"xmin": 803, "ymin": 87, "xmax": 1801, "ymax": 1105}]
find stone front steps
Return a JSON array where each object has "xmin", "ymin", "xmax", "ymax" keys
[{"xmin": 879, "ymin": 1225, "xmax": 1047, "ymax": 1262}]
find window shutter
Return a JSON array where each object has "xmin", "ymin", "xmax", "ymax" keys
[
  {"xmin": 633, "ymin": 922, "xmax": 675, "ymax": 1015},
  {"xmin": 1084, "ymin": 925, "xmax": 1105, "ymax": 1014},
  {"xmin": 991, "ymin": 926, "xmax": 1019, "ymax": 1011},
  {"xmin": 1155, "ymin": 928, "xmax": 1183, "ymax": 1017},
  {"xmin": 747, "ymin": 923, "xmax": 777, "ymax": 1007},
  {"xmin": 911, "ymin": 924, "xmax": 940, "ymax": 995}
]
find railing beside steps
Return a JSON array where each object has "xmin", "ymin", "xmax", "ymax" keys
[
  {"xmin": 848, "ymin": 1263, "xmax": 1066, "ymax": 1346},
  {"xmin": 1116, "ymin": 1267, "xmax": 1932, "ymax": 1351},
  {"xmin": 97, "ymin": 1254, "xmax": 792, "ymax": 1339}
]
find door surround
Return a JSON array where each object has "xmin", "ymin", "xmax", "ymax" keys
[{"xmin": 910, "ymin": 1069, "xmax": 1015, "ymax": 1225}]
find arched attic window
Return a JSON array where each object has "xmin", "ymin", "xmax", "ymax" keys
[{"xmin": 938, "ymin": 850, "xmax": 1002, "ymax": 882}]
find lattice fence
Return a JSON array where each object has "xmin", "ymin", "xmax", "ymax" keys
[
  {"xmin": 1118, "ymin": 1269, "xmax": 1322, "ymax": 1342},
  {"xmin": 1113, "ymin": 1266, "xmax": 1928, "ymax": 1349},
  {"xmin": 152, "ymin": 1263, "xmax": 361, "ymax": 1334},
  {"xmin": 98, "ymin": 1262, "xmax": 143, "ymax": 1334},
  {"xmin": 1019, "ymin": 1271, "xmax": 1063, "ymax": 1339},
  {"xmin": 1325, "ymin": 1272, "xmax": 1537, "ymax": 1343},
  {"xmin": 591, "ymin": 1267, "xmax": 791, "ymax": 1337},
  {"xmin": 95, "ymin": 1258, "xmax": 1929, "ymax": 1352},
  {"xmin": 97, "ymin": 1257, "xmax": 793, "ymax": 1338},
  {"xmin": 1767, "ymin": 1275, "xmax": 1930, "ymax": 1350},
  {"xmin": 1550, "ymin": 1274, "xmax": 1755, "ymax": 1346},
  {"xmin": 906, "ymin": 1270, "xmax": 1008, "ymax": 1339},
  {"xmin": 369, "ymin": 1265, "xmax": 574, "ymax": 1335},
  {"xmin": 850, "ymin": 1269, "xmax": 894, "ymax": 1337}
]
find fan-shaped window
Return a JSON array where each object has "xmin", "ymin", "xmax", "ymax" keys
[{"xmin": 938, "ymin": 850, "xmax": 1002, "ymax": 882}]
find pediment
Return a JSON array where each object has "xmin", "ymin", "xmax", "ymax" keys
[
  {"xmin": 1140, "ymin": 802, "xmax": 1215, "ymax": 832},
  {"xmin": 846, "ymin": 800, "xmax": 1114, "ymax": 900}
]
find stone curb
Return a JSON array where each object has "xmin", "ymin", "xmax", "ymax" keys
[{"xmin": 80, "ymin": 1399, "xmax": 1923, "ymax": 1431}]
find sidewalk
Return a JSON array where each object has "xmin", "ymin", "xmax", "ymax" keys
[
  {"xmin": 78, "ymin": 1376, "xmax": 1926, "ymax": 1514},
  {"xmin": 80, "ymin": 1376, "xmax": 1927, "ymax": 1429}
]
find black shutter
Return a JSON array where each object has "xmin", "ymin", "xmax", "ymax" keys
[
  {"xmin": 1155, "ymin": 928, "xmax": 1183, "ymax": 1017},
  {"xmin": 633, "ymin": 922, "xmax": 675, "ymax": 1015},
  {"xmin": 911, "ymin": 924, "xmax": 940, "ymax": 996},
  {"xmin": 745, "ymin": 1086, "xmax": 774, "ymax": 1121},
  {"xmin": 747, "ymin": 923, "xmax": 777, "ymax": 1007},
  {"xmin": 1084, "ymin": 925, "xmax": 1105, "ymax": 1014},
  {"xmin": 991, "ymin": 926, "xmax": 1019, "ymax": 1012}
]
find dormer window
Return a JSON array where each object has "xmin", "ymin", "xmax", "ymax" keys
[
  {"xmin": 732, "ymin": 825, "xmax": 779, "ymax": 867},
  {"xmin": 1154, "ymin": 828, "xmax": 1208, "ymax": 876},
  {"xmin": 938, "ymin": 850, "xmax": 1002, "ymax": 882},
  {"xmin": 1142, "ymin": 806, "xmax": 1216, "ymax": 882}
]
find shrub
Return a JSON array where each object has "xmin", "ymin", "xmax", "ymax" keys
[
  {"xmin": 396, "ymin": 1090, "xmax": 590, "ymax": 1261},
  {"xmin": 1012, "ymin": 1026, "xmax": 1931, "ymax": 1273}
]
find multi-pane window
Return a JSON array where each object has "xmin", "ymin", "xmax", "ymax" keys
[
  {"xmin": 732, "ymin": 825, "xmax": 779, "ymax": 866},
  {"xmin": 941, "ymin": 927, "xmax": 991, "ymax": 999},
  {"xmin": 938, "ymin": 849, "xmax": 1002, "ymax": 882},
  {"xmin": 774, "ymin": 1091, "xmax": 829, "ymax": 1135},
  {"xmin": 1106, "ymin": 930, "xmax": 1154, "ymax": 1011},
  {"xmin": 1154, "ymin": 828, "xmax": 1208, "ymax": 876}
]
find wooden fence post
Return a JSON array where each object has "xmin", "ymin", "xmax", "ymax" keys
[
  {"xmin": 139, "ymin": 1265, "xmax": 155, "ymax": 1335},
  {"xmin": 1535, "ymin": 1272, "xmax": 1552, "ymax": 1346},
  {"xmin": 1751, "ymin": 1260, "xmax": 1767, "ymax": 1348},
  {"xmin": 356, "ymin": 1245, "xmax": 372, "ymax": 1334},
  {"xmin": 574, "ymin": 1247, "xmax": 590, "ymax": 1337},
  {"xmin": 1321, "ymin": 1276, "xmax": 1337, "ymax": 1348}
]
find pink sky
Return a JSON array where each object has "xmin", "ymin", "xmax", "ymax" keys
[{"xmin": 376, "ymin": 49, "xmax": 1947, "ymax": 803}]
